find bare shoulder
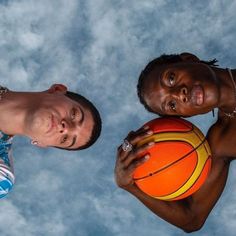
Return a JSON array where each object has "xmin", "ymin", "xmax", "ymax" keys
[{"xmin": 207, "ymin": 113, "xmax": 236, "ymax": 161}]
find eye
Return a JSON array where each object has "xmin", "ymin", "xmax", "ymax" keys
[
  {"xmin": 168, "ymin": 72, "xmax": 175, "ymax": 86},
  {"xmin": 168, "ymin": 100, "xmax": 176, "ymax": 111},
  {"xmin": 61, "ymin": 135, "xmax": 68, "ymax": 144}
]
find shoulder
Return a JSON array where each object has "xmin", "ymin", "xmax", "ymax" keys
[{"xmin": 207, "ymin": 114, "xmax": 236, "ymax": 162}]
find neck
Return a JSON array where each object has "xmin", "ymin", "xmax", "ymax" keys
[
  {"xmin": 217, "ymin": 68, "xmax": 236, "ymax": 114},
  {"xmin": 0, "ymin": 91, "xmax": 42, "ymax": 136}
]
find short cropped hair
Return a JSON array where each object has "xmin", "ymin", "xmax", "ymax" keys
[
  {"xmin": 59, "ymin": 91, "xmax": 102, "ymax": 151},
  {"xmin": 137, "ymin": 54, "xmax": 218, "ymax": 113}
]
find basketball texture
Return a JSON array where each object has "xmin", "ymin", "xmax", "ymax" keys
[{"xmin": 133, "ymin": 117, "xmax": 212, "ymax": 201}]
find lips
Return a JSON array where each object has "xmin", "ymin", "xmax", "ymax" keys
[{"xmin": 191, "ymin": 85, "xmax": 204, "ymax": 106}]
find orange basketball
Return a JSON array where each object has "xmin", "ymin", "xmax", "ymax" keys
[{"xmin": 133, "ymin": 117, "xmax": 212, "ymax": 201}]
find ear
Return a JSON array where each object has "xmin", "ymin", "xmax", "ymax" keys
[
  {"xmin": 179, "ymin": 52, "xmax": 200, "ymax": 62},
  {"xmin": 47, "ymin": 84, "xmax": 68, "ymax": 94}
]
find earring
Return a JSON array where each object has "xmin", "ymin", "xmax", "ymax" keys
[{"xmin": 31, "ymin": 140, "xmax": 38, "ymax": 145}]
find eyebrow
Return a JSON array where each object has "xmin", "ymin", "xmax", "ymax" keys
[
  {"xmin": 78, "ymin": 106, "xmax": 84, "ymax": 125},
  {"xmin": 68, "ymin": 135, "xmax": 77, "ymax": 148},
  {"xmin": 158, "ymin": 71, "xmax": 166, "ymax": 114},
  {"xmin": 160, "ymin": 101, "xmax": 166, "ymax": 114},
  {"xmin": 67, "ymin": 106, "xmax": 85, "ymax": 148},
  {"xmin": 159, "ymin": 70, "xmax": 165, "ymax": 87}
]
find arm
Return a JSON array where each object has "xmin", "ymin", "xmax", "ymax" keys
[
  {"xmin": 0, "ymin": 138, "xmax": 15, "ymax": 198},
  {"xmin": 114, "ymin": 127, "xmax": 229, "ymax": 232}
]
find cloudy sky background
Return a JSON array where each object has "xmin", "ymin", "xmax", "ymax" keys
[{"xmin": 0, "ymin": 0, "xmax": 236, "ymax": 235}]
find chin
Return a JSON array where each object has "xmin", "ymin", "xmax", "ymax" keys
[{"xmin": 197, "ymin": 107, "xmax": 213, "ymax": 115}]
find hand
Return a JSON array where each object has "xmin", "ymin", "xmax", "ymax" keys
[{"xmin": 114, "ymin": 126, "xmax": 154, "ymax": 191}]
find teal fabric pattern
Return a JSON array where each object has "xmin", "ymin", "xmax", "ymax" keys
[{"xmin": 0, "ymin": 131, "xmax": 15, "ymax": 198}]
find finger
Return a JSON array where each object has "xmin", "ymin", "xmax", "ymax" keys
[
  {"xmin": 117, "ymin": 143, "xmax": 133, "ymax": 162},
  {"xmin": 117, "ymin": 130, "xmax": 136, "ymax": 154},
  {"xmin": 135, "ymin": 125, "xmax": 150, "ymax": 134},
  {"xmin": 122, "ymin": 142, "xmax": 154, "ymax": 168},
  {"xmin": 122, "ymin": 129, "xmax": 153, "ymax": 150},
  {"xmin": 118, "ymin": 126, "xmax": 153, "ymax": 159},
  {"xmin": 117, "ymin": 144, "xmax": 123, "ymax": 153},
  {"xmin": 126, "ymin": 154, "xmax": 150, "ymax": 173},
  {"xmin": 127, "ymin": 126, "xmax": 151, "ymax": 140},
  {"xmin": 117, "ymin": 141, "xmax": 131, "ymax": 158},
  {"xmin": 116, "ymin": 155, "xmax": 149, "ymax": 181},
  {"xmin": 128, "ymin": 129, "xmax": 153, "ymax": 147},
  {"xmin": 119, "ymin": 139, "xmax": 154, "ymax": 164},
  {"xmin": 134, "ymin": 140, "xmax": 155, "ymax": 157},
  {"xmin": 127, "ymin": 130, "xmax": 135, "ymax": 137}
]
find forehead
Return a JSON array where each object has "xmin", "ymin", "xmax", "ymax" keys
[
  {"xmin": 143, "ymin": 61, "xmax": 194, "ymax": 92},
  {"xmin": 73, "ymin": 103, "xmax": 95, "ymax": 149},
  {"xmin": 142, "ymin": 65, "xmax": 166, "ymax": 114},
  {"xmin": 144, "ymin": 63, "xmax": 176, "ymax": 88},
  {"xmin": 144, "ymin": 62, "xmax": 187, "ymax": 82}
]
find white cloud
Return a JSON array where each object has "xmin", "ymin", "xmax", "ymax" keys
[
  {"xmin": 0, "ymin": 0, "xmax": 79, "ymax": 90},
  {"xmin": 0, "ymin": 201, "xmax": 33, "ymax": 236},
  {"xmin": 18, "ymin": 32, "xmax": 44, "ymax": 51}
]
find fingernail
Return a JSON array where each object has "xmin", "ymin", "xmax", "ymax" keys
[
  {"xmin": 148, "ymin": 142, "xmax": 155, "ymax": 146},
  {"xmin": 143, "ymin": 126, "xmax": 149, "ymax": 130},
  {"xmin": 144, "ymin": 154, "xmax": 150, "ymax": 160},
  {"xmin": 147, "ymin": 130, "xmax": 153, "ymax": 135}
]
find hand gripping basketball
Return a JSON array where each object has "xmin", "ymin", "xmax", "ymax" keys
[{"xmin": 115, "ymin": 127, "xmax": 154, "ymax": 190}]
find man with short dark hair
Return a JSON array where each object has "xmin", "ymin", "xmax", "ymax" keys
[{"xmin": 0, "ymin": 83, "xmax": 101, "ymax": 198}]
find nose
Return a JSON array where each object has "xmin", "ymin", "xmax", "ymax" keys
[
  {"xmin": 179, "ymin": 87, "xmax": 188, "ymax": 103},
  {"xmin": 59, "ymin": 119, "xmax": 73, "ymax": 133},
  {"xmin": 172, "ymin": 86, "xmax": 188, "ymax": 103}
]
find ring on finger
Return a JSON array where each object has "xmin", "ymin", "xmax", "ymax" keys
[{"xmin": 122, "ymin": 139, "xmax": 133, "ymax": 152}]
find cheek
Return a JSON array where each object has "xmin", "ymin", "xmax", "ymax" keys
[
  {"xmin": 182, "ymin": 105, "xmax": 212, "ymax": 116},
  {"xmin": 203, "ymin": 85, "xmax": 219, "ymax": 107}
]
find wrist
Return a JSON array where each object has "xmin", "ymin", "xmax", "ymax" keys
[{"xmin": 123, "ymin": 183, "xmax": 139, "ymax": 193}]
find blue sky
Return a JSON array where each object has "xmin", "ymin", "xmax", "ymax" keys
[{"xmin": 0, "ymin": 0, "xmax": 236, "ymax": 235}]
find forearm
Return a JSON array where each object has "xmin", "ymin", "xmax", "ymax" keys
[
  {"xmin": 125, "ymin": 184, "xmax": 197, "ymax": 231},
  {"xmin": 115, "ymin": 127, "xmax": 229, "ymax": 232},
  {"xmin": 125, "ymin": 160, "xmax": 229, "ymax": 232}
]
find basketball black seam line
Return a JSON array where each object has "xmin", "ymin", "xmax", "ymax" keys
[
  {"xmin": 161, "ymin": 156, "xmax": 211, "ymax": 200},
  {"xmin": 133, "ymin": 138, "xmax": 207, "ymax": 181}
]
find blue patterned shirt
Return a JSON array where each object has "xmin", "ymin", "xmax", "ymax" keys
[{"xmin": 0, "ymin": 131, "xmax": 15, "ymax": 198}]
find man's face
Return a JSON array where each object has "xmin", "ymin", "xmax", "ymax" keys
[
  {"xmin": 143, "ymin": 62, "xmax": 220, "ymax": 117},
  {"xmin": 26, "ymin": 88, "xmax": 94, "ymax": 149}
]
